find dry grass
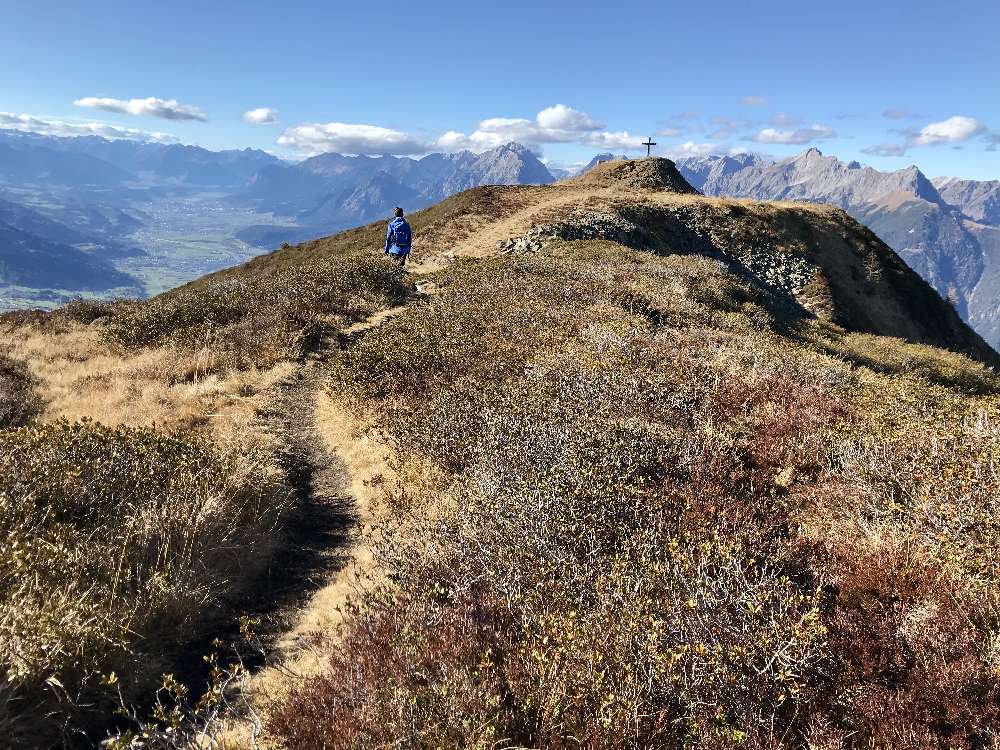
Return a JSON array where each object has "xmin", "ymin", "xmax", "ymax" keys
[
  {"xmin": 0, "ymin": 318, "xmax": 290, "ymax": 745},
  {"xmin": 3, "ymin": 320, "xmax": 294, "ymax": 431}
]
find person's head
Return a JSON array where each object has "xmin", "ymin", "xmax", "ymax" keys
[{"xmin": 394, "ymin": 207, "xmax": 404, "ymax": 218}]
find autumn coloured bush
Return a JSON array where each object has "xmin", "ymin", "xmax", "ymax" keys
[
  {"xmin": 103, "ymin": 253, "xmax": 409, "ymax": 368},
  {"xmin": 265, "ymin": 243, "xmax": 1000, "ymax": 748},
  {"xmin": 0, "ymin": 420, "xmax": 289, "ymax": 746}
]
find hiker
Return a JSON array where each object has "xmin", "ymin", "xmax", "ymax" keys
[{"xmin": 384, "ymin": 207, "xmax": 412, "ymax": 267}]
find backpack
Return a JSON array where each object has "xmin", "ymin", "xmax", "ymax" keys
[{"xmin": 392, "ymin": 220, "xmax": 412, "ymax": 250}]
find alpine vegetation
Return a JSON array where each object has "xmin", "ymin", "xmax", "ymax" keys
[{"xmin": 2, "ymin": 159, "xmax": 1000, "ymax": 748}]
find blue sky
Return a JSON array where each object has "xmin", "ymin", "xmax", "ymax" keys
[{"xmin": 1, "ymin": 0, "xmax": 998, "ymax": 178}]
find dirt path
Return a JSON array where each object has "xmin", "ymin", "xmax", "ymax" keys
[
  {"xmin": 408, "ymin": 185, "xmax": 621, "ymax": 273},
  {"xmin": 211, "ymin": 303, "xmax": 412, "ymax": 746},
  {"xmin": 230, "ymin": 186, "xmax": 608, "ymax": 654},
  {"xmin": 217, "ymin": 186, "xmax": 618, "ymax": 741}
]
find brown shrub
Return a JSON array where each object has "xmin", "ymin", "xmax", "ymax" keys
[
  {"xmin": 820, "ymin": 544, "xmax": 1000, "ymax": 747},
  {"xmin": 104, "ymin": 253, "xmax": 409, "ymax": 370},
  {"xmin": 0, "ymin": 353, "xmax": 42, "ymax": 427}
]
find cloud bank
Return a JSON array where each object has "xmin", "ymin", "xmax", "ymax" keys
[
  {"xmin": 276, "ymin": 122, "xmax": 428, "ymax": 155},
  {"xmin": 277, "ymin": 104, "xmax": 646, "ymax": 156},
  {"xmin": 439, "ymin": 104, "xmax": 644, "ymax": 152},
  {"xmin": 864, "ymin": 115, "xmax": 988, "ymax": 156},
  {"xmin": 0, "ymin": 111, "xmax": 178, "ymax": 143},
  {"xmin": 75, "ymin": 96, "xmax": 207, "ymax": 121}
]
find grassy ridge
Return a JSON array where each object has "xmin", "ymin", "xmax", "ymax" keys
[{"xmin": 272, "ymin": 243, "xmax": 1000, "ymax": 748}]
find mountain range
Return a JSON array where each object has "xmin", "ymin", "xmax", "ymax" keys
[
  {"xmin": 234, "ymin": 142, "xmax": 554, "ymax": 245},
  {"xmin": 1, "ymin": 128, "xmax": 999, "ymax": 349},
  {"xmin": 0, "ymin": 132, "xmax": 555, "ymax": 303}
]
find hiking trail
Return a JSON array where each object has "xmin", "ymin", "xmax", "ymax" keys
[{"xmin": 218, "ymin": 186, "xmax": 609, "ymax": 740}]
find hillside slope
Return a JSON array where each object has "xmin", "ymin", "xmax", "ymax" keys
[
  {"xmin": 676, "ymin": 150, "xmax": 1000, "ymax": 348},
  {"xmin": 200, "ymin": 157, "xmax": 998, "ymax": 366},
  {"xmin": 0, "ymin": 221, "xmax": 141, "ymax": 291},
  {"xmin": 3, "ymin": 158, "xmax": 1000, "ymax": 748}
]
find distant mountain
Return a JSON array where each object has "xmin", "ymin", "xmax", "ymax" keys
[
  {"xmin": 674, "ymin": 149, "xmax": 1000, "ymax": 348},
  {"xmin": 0, "ymin": 133, "xmax": 135, "ymax": 187},
  {"xmin": 240, "ymin": 142, "xmax": 555, "ymax": 233},
  {"xmin": 0, "ymin": 197, "xmax": 93, "ymax": 246},
  {"xmin": 672, "ymin": 152, "xmax": 762, "ymax": 191},
  {"xmin": 0, "ymin": 220, "xmax": 140, "ymax": 291},
  {"xmin": 934, "ymin": 177, "xmax": 1000, "ymax": 225},
  {"xmin": 58, "ymin": 138, "xmax": 282, "ymax": 187},
  {"xmin": 0, "ymin": 196, "xmax": 144, "ymax": 259},
  {"xmin": 680, "ymin": 148, "xmax": 941, "ymax": 207},
  {"xmin": 303, "ymin": 172, "xmax": 422, "ymax": 227},
  {"xmin": 0, "ymin": 131, "xmax": 282, "ymax": 189}
]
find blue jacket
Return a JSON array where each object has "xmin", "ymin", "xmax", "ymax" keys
[{"xmin": 385, "ymin": 217, "xmax": 412, "ymax": 255}]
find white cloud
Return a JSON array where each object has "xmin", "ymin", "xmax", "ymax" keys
[
  {"xmin": 866, "ymin": 115, "xmax": 988, "ymax": 156},
  {"xmin": 0, "ymin": 111, "xmax": 178, "ymax": 143},
  {"xmin": 74, "ymin": 96, "xmax": 207, "ymax": 121},
  {"xmin": 752, "ymin": 124, "xmax": 835, "ymax": 144},
  {"xmin": 742, "ymin": 95, "xmax": 768, "ymax": 107},
  {"xmin": 769, "ymin": 113, "xmax": 801, "ymax": 127},
  {"xmin": 912, "ymin": 115, "xmax": 984, "ymax": 145},
  {"xmin": 438, "ymin": 104, "xmax": 644, "ymax": 153},
  {"xmin": 435, "ymin": 131, "xmax": 472, "ymax": 151},
  {"xmin": 277, "ymin": 122, "xmax": 428, "ymax": 155},
  {"xmin": 581, "ymin": 131, "xmax": 646, "ymax": 150},
  {"xmin": 656, "ymin": 127, "xmax": 681, "ymax": 137},
  {"xmin": 535, "ymin": 103, "xmax": 602, "ymax": 131},
  {"xmin": 243, "ymin": 107, "xmax": 278, "ymax": 125},
  {"xmin": 708, "ymin": 116, "xmax": 740, "ymax": 140}
]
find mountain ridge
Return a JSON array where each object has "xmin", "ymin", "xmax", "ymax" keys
[{"xmin": 674, "ymin": 148, "xmax": 1000, "ymax": 347}]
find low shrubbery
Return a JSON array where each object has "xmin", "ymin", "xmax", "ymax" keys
[
  {"xmin": 101, "ymin": 253, "xmax": 409, "ymax": 368},
  {"xmin": 278, "ymin": 250, "xmax": 831, "ymax": 745},
  {"xmin": 0, "ymin": 420, "xmax": 288, "ymax": 746},
  {"xmin": 0, "ymin": 353, "xmax": 41, "ymax": 427},
  {"xmin": 265, "ymin": 245, "xmax": 1000, "ymax": 748}
]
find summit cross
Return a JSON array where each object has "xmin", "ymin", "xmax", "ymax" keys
[{"xmin": 642, "ymin": 137, "xmax": 657, "ymax": 157}]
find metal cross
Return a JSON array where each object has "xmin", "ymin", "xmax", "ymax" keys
[{"xmin": 642, "ymin": 137, "xmax": 657, "ymax": 157}]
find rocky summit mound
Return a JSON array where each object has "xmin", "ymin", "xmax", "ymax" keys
[{"xmin": 574, "ymin": 156, "xmax": 700, "ymax": 193}]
